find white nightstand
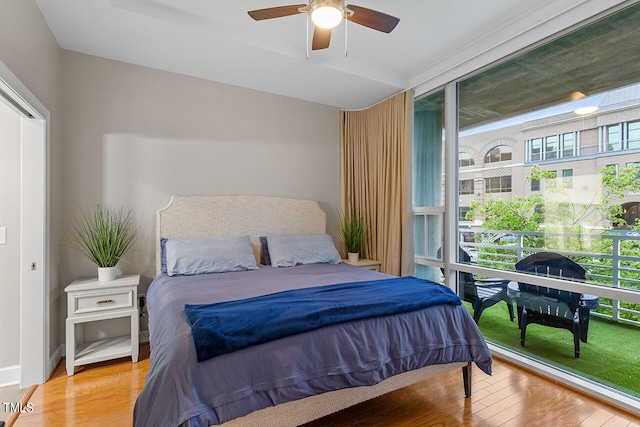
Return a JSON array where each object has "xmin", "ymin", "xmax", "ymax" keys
[
  {"xmin": 342, "ymin": 258, "xmax": 382, "ymax": 272},
  {"xmin": 65, "ymin": 274, "xmax": 140, "ymax": 376}
]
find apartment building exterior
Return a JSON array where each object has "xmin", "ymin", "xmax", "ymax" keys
[{"xmin": 458, "ymin": 84, "xmax": 640, "ymax": 232}]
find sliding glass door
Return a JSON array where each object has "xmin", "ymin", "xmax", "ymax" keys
[{"xmin": 415, "ymin": 2, "xmax": 640, "ymax": 404}]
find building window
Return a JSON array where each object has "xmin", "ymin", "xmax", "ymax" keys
[
  {"xmin": 531, "ymin": 179, "xmax": 540, "ymax": 192},
  {"xmin": 601, "ymin": 120, "xmax": 640, "ymax": 151},
  {"xmin": 459, "ymin": 179, "xmax": 474, "ymax": 195},
  {"xmin": 562, "ymin": 132, "xmax": 576, "ymax": 158},
  {"xmin": 629, "ymin": 121, "xmax": 640, "ymax": 150},
  {"xmin": 484, "ymin": 145, "xmax": 512, "ymax": 163},
  {"xmin": 545, "ymin": 135, "xmax": 559, "ymax": 159},
  {"xmin": 529, "ymin": 138, "xmax": 542, "ymax": 162},
  {"xmin": 616, "ymin": 202, "xmax": 640, "ymax": 229},
  {"xmin": 459, "ymin": 206, "xmax": 471, "ymax": 222},
  {"xmin": 627, "ymin": 162, "xmax": 640, "ymax": 179},
  {"xmin": 526, "ymin": 132, "xmax": 578, "ymax": 161},
  {"xmin": 459, "ymin": 152, "xmax": 475, "ymax": 167},
  {"xmin": 485, "ymin": 176, "xmax": 512, "ymax": 193},
  {"xmin": 562, "ymin": 169, "xmax": 573, "ymax": 188},
  {"xmin": 605, "ymin": 124, "xmax": 623, "ymax": 151}
]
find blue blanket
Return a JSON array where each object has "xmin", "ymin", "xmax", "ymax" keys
[{"xmin": 185, "ymin": 276, "xmax": 461, "ymax": 362}]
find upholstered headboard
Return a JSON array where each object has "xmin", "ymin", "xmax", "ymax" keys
[{"xmin": 156, "ymin": 195, "xmax": 327, "ymax": 274}]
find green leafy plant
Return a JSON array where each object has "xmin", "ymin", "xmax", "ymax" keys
[
  {"xmin": 339, "ymin": 212, "xmax": 367, "ymax": 254},
  {"xmin": 67, "ymin": 204, "xmax": 139, "ymax": 268}
]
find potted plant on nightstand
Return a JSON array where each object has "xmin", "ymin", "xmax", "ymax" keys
[
  {"xmin": 339, "ymin": 211, "xmax": 367, "ymax": 263},
  {"xmin": 67, "ymin": 204, "xmax": 140, "ymax": 281}
]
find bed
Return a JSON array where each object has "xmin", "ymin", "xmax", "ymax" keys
[{"xmin": 133, "ymin": 195, "xmax": 492, "ymax": 427}]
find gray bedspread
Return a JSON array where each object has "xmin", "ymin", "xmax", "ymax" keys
[{"xmin": 133, "ymin": 263, "xmax": 492, "ymax": 427}]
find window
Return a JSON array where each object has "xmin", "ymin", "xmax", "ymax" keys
[
  {"xmin": 459, "ymin": 179, "xmax": 474, "ymax": 195},
  {"xmin": 629, "ymin": 121, "xmax": 640, "ymax": 149},
  {"xmin": 562, "ymin": 132, "xmax": 576, "ymax": 158},
  {"xmin": 531, "ymin": 179, "xmax": 540, "ymax": 192},
  {"xmin": 602, "ymin": 121, "xmax": 640, "ymax": 151},
  {"xmin": 459, "ymin": 152, "xmax": 474, "ymax": 167},
  {"xmin": 529, "ymin": 138, "xmax": 542, "ymax": 162},
  {"xmin": 485, "ymin": 176, "xmax": 511, "ymax": 193},
  {"xmin": 484, "ymin": 145, "xmax": 512, "ymax": 163},
  {"xmin": 616, "ymin": 202, "xmax": 640, "ymax": 229},
  {"xmin": 459, "ymin": 206, "xmax": 471, "ymax": 222},
  {"xmin": 627, "ymin": 162, "xmax": 640, "ymax": 179},
  {"xmin": 413, "ymin": 89, "xmax": 445, "ymax": 276},
  {"xmin": 526, "ymin": 132, "xmax": 578, "ymax": 161},
  {"xmin": 605, "ymin": 124, "xmax": 622, "ymax": 151},
  {"xmin": 562, "ymin": 169, "xmax": 573, "ymax": 188},
  {"xmin": 546, "ymin": 170, "xmax": 557, "ymax": 188},
  {"xmin": 545, "ymin": 135, "xmax": 559, "ymax": 159},
  {"xmin": 417, "ymin": 2, "xmax": 640, "ymax": 403}
]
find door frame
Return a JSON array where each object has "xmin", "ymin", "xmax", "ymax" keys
[{"xmin": 0, "ymin": 63, "xmax": 49, "ymax": 387}]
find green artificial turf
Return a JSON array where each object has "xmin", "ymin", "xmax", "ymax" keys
[{"xmin": 467, "ymin": 302, "xmax": 640, "ymax": 398}]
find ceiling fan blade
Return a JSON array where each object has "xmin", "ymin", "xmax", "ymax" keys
[
  {"xmin": 248, "ymin": 4, "xmax": 306, "ymax": 21},
  {"xmin": 347, "ymin": 4, "xmax": 399, "ymax": 33},
  {"xmin": 312, "ymin": 26, "xmax": 332, "ymax": 50}
]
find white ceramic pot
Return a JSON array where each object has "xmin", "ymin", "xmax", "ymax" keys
[
  {"xmin": 347, "ymin": 252, "xmax": 360, "ymax": 263},
  {"xmin": 98, "ymin": 266, "xmax": 118, "ymax": 282}
]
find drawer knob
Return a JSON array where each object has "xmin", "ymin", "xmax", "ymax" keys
[{"xmin": 96, "ymin": 299, "xmax": 115, "ymax": 305}]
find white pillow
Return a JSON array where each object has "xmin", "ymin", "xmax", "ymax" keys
[
  {"xmin": 267, "ymin": 233, "xmax": 341, "ymax": 267},
  {"xmin": 165, "ymin": 236, "xmax": 258, "ymax": 276}
]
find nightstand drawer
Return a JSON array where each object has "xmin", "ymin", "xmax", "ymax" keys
[{"xmin": 72, "ymin": 289, "xmax": 134, "ymax": 315}]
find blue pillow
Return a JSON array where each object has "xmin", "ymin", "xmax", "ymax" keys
[
  {"xmin": 267, "ymin": 233, "xmax": 341, "ymax": 267},
  {"xmin": 165, "ymin": 236, "xmax": 258, "ymax": 276}
]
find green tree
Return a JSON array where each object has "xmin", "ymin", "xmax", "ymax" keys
[
  {"xmin": 527, "ymin": 164, "xmax": 640, "ymax": 232},
  {"xmin": 466, "ymin": 195, "xmax": 545, "ymax": 231},
  {"xmin": 467, "ymin": 164, "xmax": 640, "ymax": 321}
]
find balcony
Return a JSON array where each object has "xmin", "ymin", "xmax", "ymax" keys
[
  {"xmin": 459, "ymin": 228, "xmax": 640, "ymax": 325},
  {"xmin": 456, "ymin": 228, "xmax": 640, "ymax": 401}
]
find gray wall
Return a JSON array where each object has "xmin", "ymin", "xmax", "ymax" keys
[
  {"xmin": 0, "ymin": 0, "xmax": 339, "ymax": 371},
  {"xmin": 60, "ymin": 51, "xmax": 341, "ymax": 289},
  {"xmin": 0, "ymin": 0, "xmax": 63, "ymax": 372},
  {"xmin": 0, "ymin": 101, "xmax": 21, "ymax": 368}
]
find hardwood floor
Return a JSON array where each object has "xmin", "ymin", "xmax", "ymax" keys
[{"xmin": 8, "ymin": 343, "xmax": 640, "ymax": 426}]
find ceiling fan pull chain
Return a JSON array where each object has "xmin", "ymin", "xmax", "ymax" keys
[
  {"xmin": 344, "ymin": 14, "xmax": 348, "ymax": 57},
  {"xmin": 306, "ymin": 14, "xmax": 310, "ymax": 59}
]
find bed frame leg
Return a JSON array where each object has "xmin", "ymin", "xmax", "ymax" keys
[{"xmin": 462, "ymin": 362, "xmax": 472, "ymax": 397}]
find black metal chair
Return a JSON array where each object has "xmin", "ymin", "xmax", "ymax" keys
[
  {"xmin": 513, "ymin": 252, "xmax": 597, "ymax": 358},
  {"xmin": 441, "ymin": 247, "xmax": 514, "ymax": 324}
]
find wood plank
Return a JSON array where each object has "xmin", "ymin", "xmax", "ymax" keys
[{"xmin": 9, "ymin": 345, "xmax": 640, "ymax": 426}]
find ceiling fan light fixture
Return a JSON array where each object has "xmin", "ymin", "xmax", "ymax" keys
[{"xmin": 310, "ymin": 1, "xmax": 343, "ymax": 29}]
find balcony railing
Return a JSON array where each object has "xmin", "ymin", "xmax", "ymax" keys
[{"xmin": 459, "ymin": 228, "xmax": 640, "ymax": 325}]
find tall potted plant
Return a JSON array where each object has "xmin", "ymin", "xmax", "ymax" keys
[
  {"xmin": 339, "ymin": 212, "xmax": 367, "ymax": 263},
  {"xmin": 67, "ymin": 204, "xmax": 139, "ymax": 281}
]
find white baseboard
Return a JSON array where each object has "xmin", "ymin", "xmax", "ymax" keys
[
  {"xmin": 47, "ymin": 344, "xmax": 63, "ymax": 380},
  {"xmin": 0, "ymin": 365, "xmax": 20, "ymax": 388}
]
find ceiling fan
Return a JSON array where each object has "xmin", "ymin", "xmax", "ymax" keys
[{"xmin": 247, "ymin": 0, "xmax": 400, "ymax": 51}]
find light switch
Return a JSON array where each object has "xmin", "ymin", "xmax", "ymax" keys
[{"xmin": 0, "ymin": 227, "xmax": 6, "ymax": 245}]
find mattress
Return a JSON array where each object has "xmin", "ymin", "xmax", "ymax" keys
[{"xmin": 133, "ymin": 263, "xmax": 492, "ymax": 427}]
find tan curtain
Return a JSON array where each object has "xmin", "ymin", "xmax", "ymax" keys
[{"xmin": 340, "ymin": 90, "xmax": 414, "ymax": 276}]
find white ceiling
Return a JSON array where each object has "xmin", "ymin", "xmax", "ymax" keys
[{"xmin": 34, "ymin": 0, "xmax": 583, "ymax": 109}]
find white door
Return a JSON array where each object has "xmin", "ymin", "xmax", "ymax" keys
[{"xmin": 20, "ymin": 115, "xmax": 47, "ymax": 387}]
